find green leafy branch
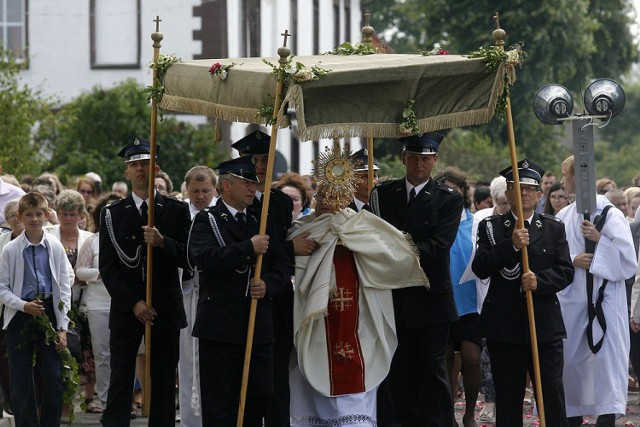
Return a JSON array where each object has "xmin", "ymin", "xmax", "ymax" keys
[
  {"xmin": 24, "ymin": 300, "xmax": 80, "ymax": 425},
  {"xmin": 141, "ymin": 53, "xmax": 182, "ymax": 105},
  {"xmin": 263, "ymin": 57, "xmax": 331, "ymax": 86},
  {"xmin": 398, "ymin": 99, "xmax": 420, "ymax": 135},
  {"xmin": 256, "ymin": 96, "xmax": 276, "ymax": 125},
  {"xmin": 467, "ymin": 42, "xmax": 527, "ymax": 120},
  {"xmin": 326, "ymin": 41, "xmax": 378, "ymax": 56},
  {"xmin": 260, "ymin": 58, "xmax": 330, "ymax": 125}
]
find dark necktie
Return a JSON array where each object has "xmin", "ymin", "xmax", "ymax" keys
[
  {"xmin": 235, "ymin": 212, "xmax": 248, "ymax": 235},
  {"xmin": 524, "ymin": 219, "xmax": 530, "ymax": 229},
  {"xmin": 408, "ymin": 187, "xmax": 417, "ymax": 205},
  {"xmin": 140, "ymin": 201, "xmax": 148, "ymax": 226}
]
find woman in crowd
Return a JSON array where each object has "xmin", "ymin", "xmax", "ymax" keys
[
  {"xmin": 76, "ymin": 177, "xmax": 99, "ymax": 207},
  {"xmin": 436, "ymin": 167, "xmax": 481, "ymax": 427},
  {"xmin": 543, "ymin": 182, "xmax": 569, "ymax": 216},
  {"xmin": 473, "ymin": 186, "xmax": 493, "ymax": 213},
  {"xmin": 0, "ymin": 198, "xmax": 25, "ymax": 414},
  {"xmin": 624, "ymin": 187, "xmax": 640, "ymax": 221},
  {"xmin": 75, "ymin": 192, "xmax": 122, "ymax": 411},
  {"xmin": 49, "ymin": 190, "xmax": 100, "ymax": 413},
  {"xmin": 274, "ymin": 172, "xmax": 309, "ymax": 221},
  {"xmin": 155, "ymin": 171, "xmax": 173, "ymax": 196}
]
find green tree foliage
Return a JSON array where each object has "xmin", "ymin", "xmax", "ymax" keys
[
  {"xmin": 365, "ymin": 0, "xmax": 638, "ymax": 176},
  {"xmin": 39, "ymin": 79, "xmax": 226, "ymax": 188},
  {"xmin": 592, "ymin": 81, "xmax": 640, "ymax": 187},
  {"xmin": 0, "ymin": 49, "xmax": 58, "ymax": 176}
]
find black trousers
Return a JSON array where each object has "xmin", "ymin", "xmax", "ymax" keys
[
  {"xmin": 101, "ymin": 327, "xmax": 180, "ymax": 427},
  {"xmin": 264, "ymin": 288, "xmax": 293, "ymax": 427},
  {"xmin": 378, "ymin": 323, "xmax": 454, "ymax": 427},
  {"xmin": 199, "ymin": 340, "xmax": 273, "ymax": 427},
  {"xmin": 487, "ymin": 339, "xmax": 568, "ymax": 427}
]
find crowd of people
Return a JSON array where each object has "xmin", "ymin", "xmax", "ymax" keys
[{"xmin": 1, "ymin": 129, "xmax": 640, "ymax": 427}]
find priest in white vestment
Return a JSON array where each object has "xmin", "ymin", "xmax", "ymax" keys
[
  {"xmin": 288, "ymin": 187, "xmax": 428, "ymax": 427},
  {"xmin": 557, "ymin": 156, "xmax": 637, "ymax": 426}
]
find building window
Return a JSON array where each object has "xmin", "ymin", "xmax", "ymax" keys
[
  {"xmin": 90, "ymin": 0, "xmax": 141, "ymax": 69},
  {"xmin": 0, "ymin": 0, "xmax": 26, "ymax": 60}
]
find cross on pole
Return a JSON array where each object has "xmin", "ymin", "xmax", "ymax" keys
[
  {"xmin": 281, "ymin": 30, "xmax": 292, "ymax": 47},
  {"xmin": 154, "ymin": 15, "xmax": 162, "ymax": 32},
  {"xmin": 364, "ymin": 10, "xmax": 371, "ymax": 27},
  {"xmin": 493, "ymin": 12, "xmax": 500, "ymax": 30}
]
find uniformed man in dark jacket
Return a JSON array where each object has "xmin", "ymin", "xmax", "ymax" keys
[
  {"xmin": 231, "ymin": 130, "xmax": 316, "ymax": 426},
  {"xmin": 472, "ymin": 159, "xmax": 574, "ymax": 427},
  {"xmin": 188, "ymin": 156, "xmax": 290, "ymax": 427},
  {"xmin": 99, "ymin": 137, "xmax": 190, "ymax": 426},
  {"xmin": 371, "ymin": 132, "xmax": 462, "ymax": 426},
  {"xmin": 348, "ymin": 148, "xmax": 379, "ymax": 212}
]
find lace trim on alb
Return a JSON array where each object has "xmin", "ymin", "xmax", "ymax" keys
[{"xmin": 290, "ymin": 414, "xmax": 377, "ymax": 426}]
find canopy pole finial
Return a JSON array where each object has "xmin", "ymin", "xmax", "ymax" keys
[
  {"xmin": 152, "ymin": 15, "xmax": 163, "ymax": 48},
  {"xmin": 278, "ymin": 30, "xmax": 292, "ymax": 65},
  {"xmin": 361, "ymin": 10, "xmax": 374, "ymax": 45},
  {"xmin": 492, "ymin": 12, "xmax": 506, "ymax": 49}
]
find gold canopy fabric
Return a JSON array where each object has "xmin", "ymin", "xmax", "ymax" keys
[{"xmin": 159, "ymin": 54, "xmax": 512, "ymax": 141}]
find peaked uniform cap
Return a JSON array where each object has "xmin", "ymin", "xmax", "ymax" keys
[
  {"xmin": 499, "ymin": 159, "xmax": 545, "ymax": 186},
  {"xmin": 215, "ymin": 156, "xmax": 259, "ymax": 183},
  {"xmin": 230, "ymin": 131, "xmax": 271, "ymax": 155},
  {"xmin": 351, "ymin": 148, "xmax": 380, "ymax": 171},
  {"xmin": 400, "ymin": 132, "xmax": 444, "ymax": 155},
  {"xmin": 117, "ymin": 137, "xmax": 160, "ymax": 163}
]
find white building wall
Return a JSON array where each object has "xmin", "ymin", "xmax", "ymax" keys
[
  {"xmin": 22, "ymin": 1, "xmax": 201, "ymax": 104},
  {"xmin": 20, "ymin": 0, "xmax": 362, "ymax": 175}
]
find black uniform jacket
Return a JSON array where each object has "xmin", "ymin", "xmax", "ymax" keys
[
  {"xmin": 99, "ymin": 193, "xmax": 190, "ymax": 333},
  {"xmin": 472, "ymin": 212, "xmax": 575, "ymax": 344},
  {"xmin": 370, "ymin": 178, "xmax": 463, "ymax": 329},
  {"xmin": 188, "ymin": 202, "xmax": 290, "ymax": 346}
]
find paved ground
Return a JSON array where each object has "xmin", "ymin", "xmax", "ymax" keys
[
  {"xmin": 454, "ymin": 390, "xmax": 640, "ymax": 427},
  {"xmin": 0, "ymin": 391, "xmax": 638, "ymax": 425}
]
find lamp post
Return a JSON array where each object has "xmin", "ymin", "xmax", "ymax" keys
[{"xmin": 533, "ymin": 79, "xmax": 625, "ymax": 216}]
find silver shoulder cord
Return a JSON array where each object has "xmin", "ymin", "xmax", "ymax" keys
[
  {"xmin": 370, "ymin": 188, "xmax": 380, "ymax": 217},
  {"xmin": 205, "ymin": 211, "xmax": 251, "ymax": 295},
  {"xmin": 485, "ymin": 220, "xmax": 521, "ymax": 280},
  {"xmin": 104, "ymin": 208, "xmax": 141, "ymax": 269},
  {"xmin": 186, "ymin": 216, "xmax": 200, "ymax": 273}
]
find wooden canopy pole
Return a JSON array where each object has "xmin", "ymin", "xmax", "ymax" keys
[
  {"xmin": 493, "ymin": 14, "xmax": 546, "ymax": 427},
  {"xmin": 236, "ymin": 30, "xmax": 292, "ymax": 427},
  {"xmin": 142, "ymin": 15, "xmax": 163, "ymax": 418},
  {"xmin": 362, "ymin": 10, "xmax": 376, "ymax": 191}
]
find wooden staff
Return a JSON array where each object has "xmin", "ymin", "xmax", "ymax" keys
[
  {"xmin": 362, "ymin": 11, "xmax": 376, "ymax": 191},
  {"xmin": 142, "ymin": 15, "xmax": 163, "ymax": 418},
  {"xmin": 493, "ymin": 14, "xmax": 546, "ymax": 426},
  {"xmin": 236, "ymin": 29, "xmax": 292, "ymax": 427},
  {"xmin": 367, "ymin": 137, "xmax": 375, "ymax": 191}
]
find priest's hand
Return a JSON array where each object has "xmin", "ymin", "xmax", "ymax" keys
[
  {"xmin": 521, "ymin": 271, "xmax": 537, "ymax": 292},
  {"xmin": 293, "ymin": 232, "xmax": 317, "ymax": 256},
  {"xmin": 250, "ymin": 278, "xmax": 266, "ymax": 299}
]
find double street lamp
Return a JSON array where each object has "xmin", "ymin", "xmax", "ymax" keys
[{"xmin": 533, "ymin": 79, "xmax": 625, "ymax": 215}]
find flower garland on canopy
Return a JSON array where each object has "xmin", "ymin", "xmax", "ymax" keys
[{"xmin": 467, "ymin": 42, "xmax": 527, "ymax": 120}]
